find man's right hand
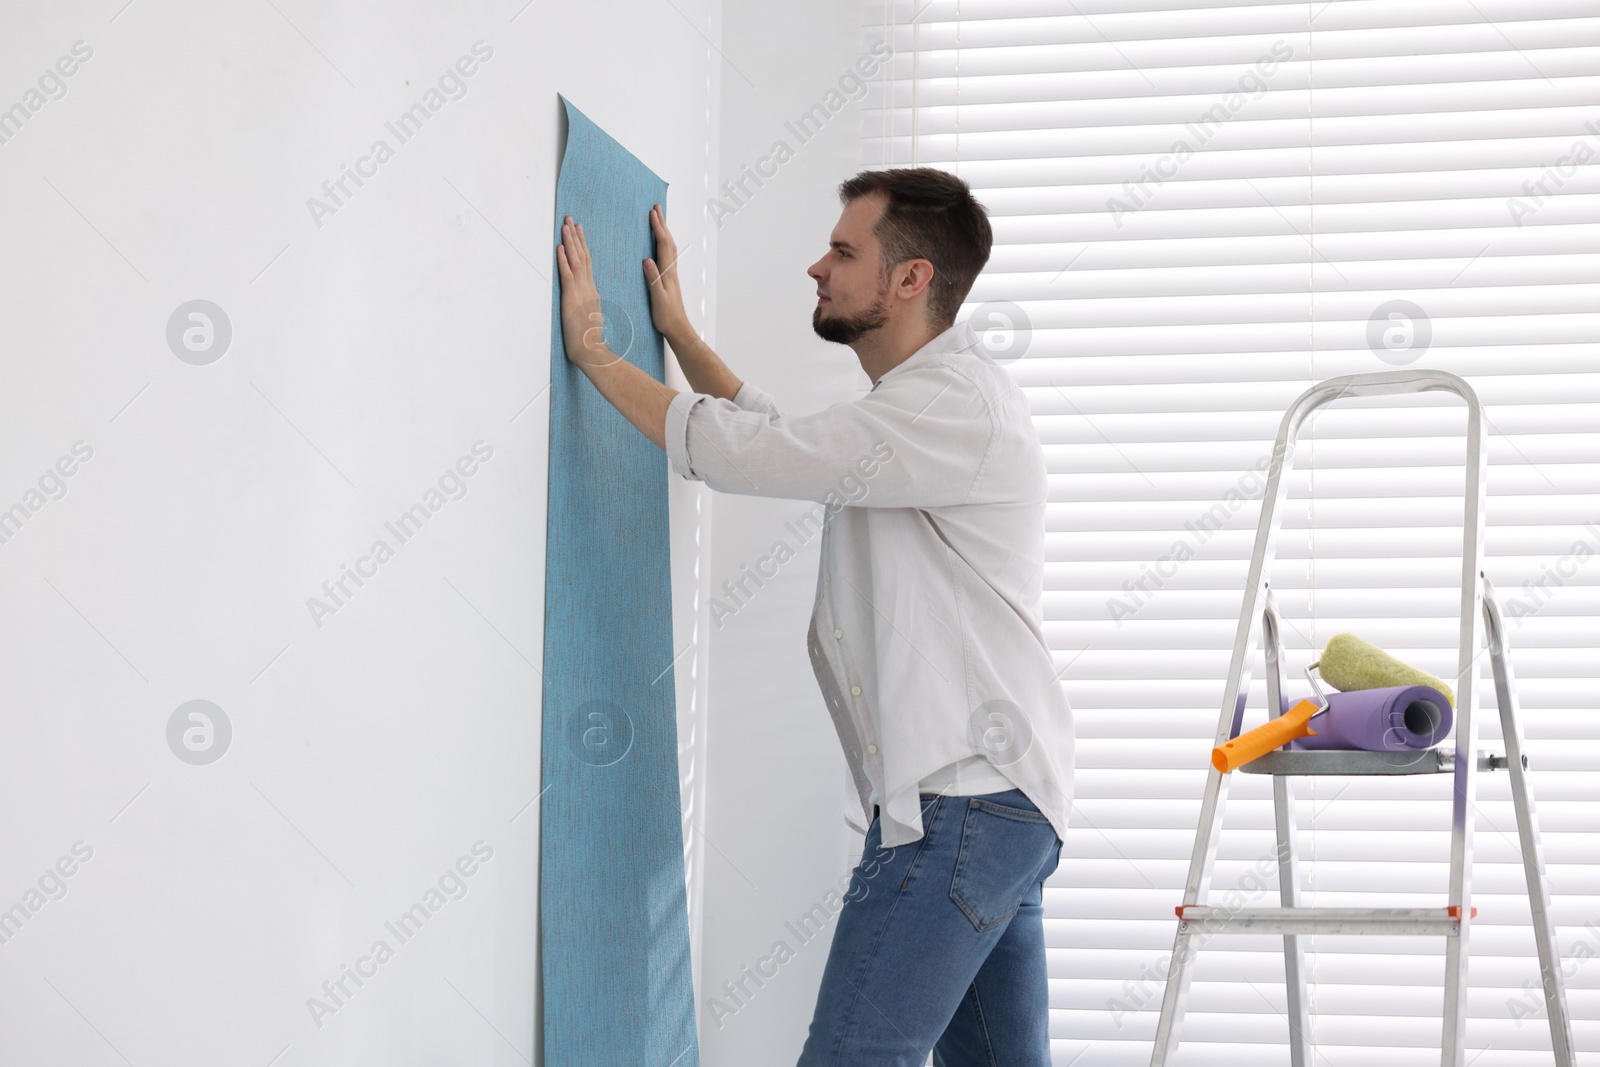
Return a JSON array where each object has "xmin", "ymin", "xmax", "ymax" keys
[
  {"xmin": 643, "ymin": 202, "xmax": 744, "ymax": 402},
  {"xmin": 643, "ymin": 203, "xmax": 690, "ymax": 340}
]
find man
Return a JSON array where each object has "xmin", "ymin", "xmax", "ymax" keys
[{"xmin": 556, "ymin": 167, "xmax": 1074, "ymax": 1066}]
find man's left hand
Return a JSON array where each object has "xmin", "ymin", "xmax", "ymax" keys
[{"xmin": 556, "ymin": 215, "xmax": 621, "ymax": 371}]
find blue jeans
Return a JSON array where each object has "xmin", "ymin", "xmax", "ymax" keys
[{"xmin": 796, "ymin": 788, "xmax": 1062, "ymax": 1067}]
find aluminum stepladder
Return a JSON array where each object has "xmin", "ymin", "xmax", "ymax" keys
[{"xmin": 1147, "ymin": 369, "xmax": 1575, "ymax": 1067}]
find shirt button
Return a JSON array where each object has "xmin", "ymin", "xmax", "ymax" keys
[
  {"xmin": 867, "ymin": 744, "xmax": 878, "ymax": 755},
  {"xmin": 834, "ymin": 629, "xmax": 843, "ymax": 639},
  {"xmin": 851, "ymin": 685, "xmax": 861, "ymax": 696}
]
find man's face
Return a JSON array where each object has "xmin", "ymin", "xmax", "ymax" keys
[{"xmin": 807, "ymin": 194, "xmax": 892, "ymax": 345}]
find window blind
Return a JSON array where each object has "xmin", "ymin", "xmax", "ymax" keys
[{"xmin": 860, "ymin": 1, "xmax": 1600, "ymax": 1063}]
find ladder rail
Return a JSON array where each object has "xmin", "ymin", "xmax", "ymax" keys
[
  {"xmin": 1442, "ymin": 370, "xmax": 1489, "ymax": 1067},
  {"xmin": 1483, "ymin": 575, "xmax": 1576, "ymax": 1067},
  {"xmin": 1264, "ymin": 590, "xmax": 1310, "ymax": 1067}
]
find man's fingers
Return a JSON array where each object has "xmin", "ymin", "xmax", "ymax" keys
[
  {"xmin": 563, "ymin": 218, "xmax": 586, "ymax": 257},
  {"xmin": 650, "ymin": 205, "xmax": 674, "ymax": 252},
  {"xmin": 562, "ymin": 222, "xmax": 596, "ymax": 278}
]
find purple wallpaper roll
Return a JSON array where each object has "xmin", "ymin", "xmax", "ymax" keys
[{"xmin": 1290, "ymin": 684, "xmax": 1453, "ymax": 751}]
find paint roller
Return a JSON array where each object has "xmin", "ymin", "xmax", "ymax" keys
[{"xmin": 1211, "ymin": 633, "xmax": 1456, "ymax": 773}]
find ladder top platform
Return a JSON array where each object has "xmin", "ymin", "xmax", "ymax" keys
[{"xmin": 1237, "ymin": 749, "xmax": 1516, "ymax": 776}]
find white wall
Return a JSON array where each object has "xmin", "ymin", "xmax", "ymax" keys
[
  {"xmin": 694, "ymin": 2, "xmax": 888, "ymax": 1063},
  {"xmin": 0, "ymin": 1, "xmax": 720, "ymax": 1063}
]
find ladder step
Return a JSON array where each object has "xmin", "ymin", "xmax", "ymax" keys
[{"xmin": 1175, "ymin": 905, "xmax": 1475, "ymax": 936}]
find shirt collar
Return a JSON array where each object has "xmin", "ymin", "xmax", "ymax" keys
[{"xmin": 869, "ymin": 318, "xmax": 979, "ymax": 389}]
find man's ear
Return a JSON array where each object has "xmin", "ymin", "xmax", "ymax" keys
[{"xmin": 894, "ymin": 258, "xmax": 936, "ymax": 303}]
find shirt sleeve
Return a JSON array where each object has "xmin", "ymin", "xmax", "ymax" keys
[
  {"xmin": 731, "ymin": 379, "xmax": 780, "ymax": 416},
  {"xmin": 663, "ymin": 365, "xmax": 999, "ymax": 509}
]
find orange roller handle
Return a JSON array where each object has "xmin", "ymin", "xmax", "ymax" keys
[{"xmin": 1211, "ymin": 699, "xmax": 1320, "ymax": 773}]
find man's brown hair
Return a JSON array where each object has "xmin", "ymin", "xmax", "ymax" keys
[{"xmin": 837, "ymin": 167, "xmax": 993, "ymax": 331}]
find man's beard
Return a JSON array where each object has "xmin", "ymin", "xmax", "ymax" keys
[{"xmin": 812, "ymin": 286, "xmax": 889, "ymax": 344}]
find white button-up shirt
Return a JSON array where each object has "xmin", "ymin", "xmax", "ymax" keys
[{"xmin": 663, "ymin": 318, "xmax": 1075, "ymax": 848}]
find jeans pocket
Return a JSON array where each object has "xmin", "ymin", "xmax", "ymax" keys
[{"xmin": 948, "ymin": 797, "xmax": 1060, "ymax": 934}]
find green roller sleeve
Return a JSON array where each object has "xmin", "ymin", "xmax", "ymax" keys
[{"xmin": 1315, "ymin": 632, "xmax": 1456, "ymax": 708}]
